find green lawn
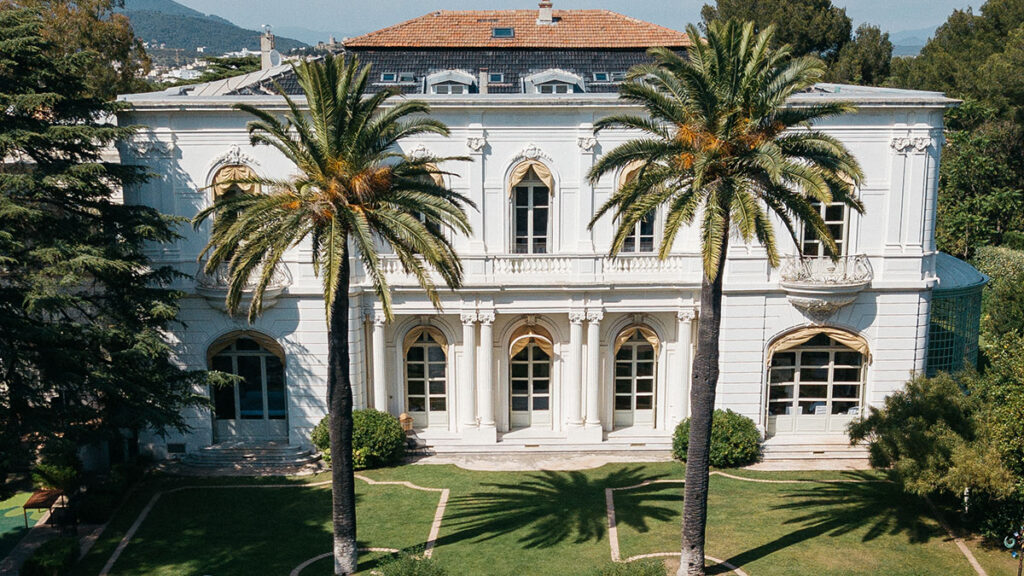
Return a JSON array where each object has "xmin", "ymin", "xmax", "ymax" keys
[
  {"xmin": 0, "ymin": 492, "xmax": 45, "ymax": 561},
  {"xmin": 70, "ymin": 463, "xmax": 1020, "ymax": 576}
]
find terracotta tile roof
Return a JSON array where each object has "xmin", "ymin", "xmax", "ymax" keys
[{"xmin": 344, "ymin": 10, "xmax": 691, "ymax": 49}]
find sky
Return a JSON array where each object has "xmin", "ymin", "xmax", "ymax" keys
[{"xmin": 174, "ymin": 0, "xmax": 978, "ymax": 44}]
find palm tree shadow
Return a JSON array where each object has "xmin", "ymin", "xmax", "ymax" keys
[
  {"xmin": 723, "ymin": 472, "xmax": 945, "ymax": 569},
  {"xmin": 436, "ymin": 466, "xmax": 675, "ymax": 549}
]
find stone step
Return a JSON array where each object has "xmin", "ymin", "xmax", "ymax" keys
[{"xmin": 183, "ymin": 443, "xmax": 319, "ymax": 470}]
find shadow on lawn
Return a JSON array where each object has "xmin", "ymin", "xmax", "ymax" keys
[
  {"xmin": 722, "ymin": 472, "xmax": 945, "ymax": 569},
  {"xmin": 438, "ymin": 467, "xmax": 675, "ymax": 549}
]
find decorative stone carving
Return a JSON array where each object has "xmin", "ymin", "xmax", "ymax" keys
[
  {"xmin": 519, "ymin": 143, "xmax": 547, "ymax": 160},
  {"xmin": 676, "ymin": 308, "xmax": 696, "ymax": 322},
  {"xmin": 569, "ymin": 310, "xmax": 587, "ymax": 324},
  {"xmin": 586, "ymin": 309, "xmax": 604, "ymax": 323},
  {"xmin": 890, "ymin": 136, "xmax": 932, "ymax": 154},
  {"xmin": 129, "ymin": 138, "xmax": 175, "ymax": 158},
  {"xmin": 576, "ymin": 136, "xmax": 598, "ymax": 152},
  {"xmin": 785, "ymin": 293, "xmax": 860, "ymax": 323},
  {"xmin": 477, "ymin": 311, "xmax": 496, "ymax": 325},
  {"xmin": 466, "ymin": 137, "xmax": 487, "ymax": 152},
  {"xmin": 460, "ymin": 312, "xmax": 478, "ymax": 325},
  {"xmin": 779, "ymin": 255, "xmax": 873, "ymax": 322},
  {"xmin": 212, "ymin": 144, "xmax": 258, "ymax": 168},
  {"xmin": 373, "ymin": 311, "xmax": 387, "ymax": 326},
  {"xmin": 406, "ymin": 144, "xmax": 431, "ymax": 159},
  {"xmin": 194, "ymin": 262, "xmax": 292, "ymax": 313}
]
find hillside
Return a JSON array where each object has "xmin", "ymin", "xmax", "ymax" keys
[{"xmin": 121, "ymin": 0, "xmax": 306, "ymax": 58}]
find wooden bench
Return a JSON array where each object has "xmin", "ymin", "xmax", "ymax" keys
[{"xmin": 22, "ymin": 489, "xmax": 63, "ymax": 528}]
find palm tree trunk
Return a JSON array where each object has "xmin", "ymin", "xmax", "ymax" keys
[
  {"xmin": 679, "ymin": 228, "xmax": 730, "ymax": 576},
  {"xmin": 327, "ymin": 242, "xmax": 358, "ymax": 575}
]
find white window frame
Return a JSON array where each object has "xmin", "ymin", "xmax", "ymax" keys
[
  {"xmin": 209, "ymin": 339, "xmax": 286, "ymax": 422},
  {"xmin": 620, "ymin": 211, "xmax": 657, "ymax": 254},
  {"xmin": 593, "ymin": 72, "xmax": 610, "ymax": 82},
  {"xmin": 404, "ymin": 332, "xmax": 447, "ymax": 425},
  {"xmin": 523, "ymin": 69, "xmax": 584, "ymax": 94},
  {"xmin": 511, "ymin": 173, "xmax": 551, "ymax": 254},
  {"xmin": 492, "ymin": 27, "xmax": 514, "ymax": 38},
  {"xmin": 613, "ymin": 332, "xmax": 657, "ymax": 426},
  {"xmin": 397, "ymin": 72, "xmax": 415, "ymax": 83},
  {"xmin": 800, "ymin": 201, "xmax": 848, "ymax": 257},
  {"xmin": 488, "ymin": 72, "xmax": 505, "ymax": 83},
  {"xmin": 380, "ymin": 72, "xmax": 397, "ymax": 82},
  {"xmin": 509, "ymin": 343, "xmax": 551, "ymax": 425}
]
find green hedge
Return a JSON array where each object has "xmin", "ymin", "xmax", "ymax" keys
[
  {"xmin": 376, "ymin": 554, "xmax": 448, "ymax": 576},
  {"xmin": 590, "ymin": 560, "xmax": 666, "ymax": 576},
  {"xmin": 21, "ymin": 537, "xmax": 79, "ymax": 576},
  {"xmin": 311, "ymin": 409, "xmax": 406, "ymax": 469},
  {"xmin": 672, "ymin": 409, "xmax": 761, "ymax": 468}
]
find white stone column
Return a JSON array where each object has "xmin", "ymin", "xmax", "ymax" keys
[
  {"xmin": 566, "ymin": 311, "xmax": 586, "ymax": 428},
  {"xmin": 477, "ymin": 311, "xmax": 496, "ymax": 428},
  {"xmin": 460, "ymin": 312, "xmax": 478, "ymax": 431},
  {"xmin": 585, "ymin": 310, "xmax": 603, "ymax": 429},
  {"xmin": 675, "ymin": 308, "xmax": 696, "ymax": 425},
  {"xmin": 371, "ymin": 311, "xmax": 388, "ymax": 412}
]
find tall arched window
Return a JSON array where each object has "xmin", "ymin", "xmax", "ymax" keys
[
  {"xmin": 613, "ymin": 325, "xmax": 659, "ymax": 427},
  {"xmin": 403, "ymin": 327, "xmax": 448, "ymax": 428},
  {"xmin": 509, "ymin": 325, "xmax": 554, "ymax": 428},
  {"xmin": 618, "ymin": 163, "xmax": 656, "ymax": 254},
  {"xmin": 208, "ymin": 332, "xmax": 287, "ymax": 442},
  {"xmin": 508, "ymin": 161, "xmax": 554, "ymax": 254},
  {"xmin": 767, "ymin": 330, "xmax": 867, "ymax": 435}
]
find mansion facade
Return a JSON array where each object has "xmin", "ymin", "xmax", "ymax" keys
[{"xmin": 120, "ymin": 5, "xmax": 982, "ymax": 458}]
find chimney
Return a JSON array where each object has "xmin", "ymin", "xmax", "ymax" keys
[
  {"xmin": 479, "ymin": 68, "xmax": 489, "ymax": 95},
  {"xmin": 537, "ymin": 0, "xmax": 553, "ymax": 25},
  {"xmin": 260, "ymin": 25, "xmax": 276, "ymax": 70}
]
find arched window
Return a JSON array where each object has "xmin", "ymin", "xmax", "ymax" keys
[
  {"xmin": 523, "ymin": 69, "xmax": 584, "ymax": 94},
  {"xmin": 508, "ymin": 161, "xmax": 554, "ymax": 254},
  {"xmin": 212, "ymin": 164, "xmax": 260, "ymax": 200},
  {"xmin": 613, "ymin": 325, "xmax": 659, "ymax": 427},
  {"xmin": 403, "ymin": 326, "xmax": 448, "ymax": 428},
  {"xmin": 208, "ymin": 332, "xmax": 287, "ymax": 441},
  {"xmin": 767, "ymin": 330, "xmax": 867, "ymax": 435},
  {"xmin": 618, "ymin": 163, "xmax": 656, "ymax": 254},
  {"xmin": 426, "ymin": 70, "xmax": 476, "ymax": 95},
  {"xmin": 509, "ymin": 325, "xmax": 554, "ymax": 428}
]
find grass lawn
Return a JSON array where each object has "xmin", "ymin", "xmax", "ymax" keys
[
  {"xmin": 0, "ymin": 492, "xmax": 45, "ymax": 561},
  {"xmin": 71, "ymin": 463, "xmax": 1021, "ymax": 576}
]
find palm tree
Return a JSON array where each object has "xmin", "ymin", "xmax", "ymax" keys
[
  {"xmin": 588, "ymin": 20, "xmax": 864, "ymax": 576},
  {"xmin": 193, "ymin": 56, "xmax": 472, "ymax": 575}
]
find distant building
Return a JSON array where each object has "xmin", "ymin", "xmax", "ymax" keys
[{"xmin": 119, "ymin": 2, "xmax": 981, "ymax": 459}]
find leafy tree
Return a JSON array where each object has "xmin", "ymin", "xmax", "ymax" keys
[
  {"xmin": 974, "ymin": 246, "xmax": 1024, "ymax": 341},
  {"xmin": 589, "ymin": 21, "xmax": 863, "ymax": 576},
  {"xmin": 9, "ymin": 0, "xmax": 151, "ymax": 99},
  {"xmin": 826, "ymin": 24, "xmax": 892, "ymax": 85},
  {"xmin": 0, "ymin": 7, "xmax": 207, "ymax": 496},
  {"xmin": 193, "ymin": 57, "xmax": 472, "ymax": 575},
  {"xmin": 701, "ymin": 0, "xmax": 852, "ymax": 62}
]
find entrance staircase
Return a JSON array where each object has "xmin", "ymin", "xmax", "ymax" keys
[{"xmin": 182, "ymin": 442, "xmax": 321, "ymax": 474}]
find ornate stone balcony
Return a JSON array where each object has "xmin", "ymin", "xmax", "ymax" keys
[
  {"xmin": 195, "ymin": 262, "xmax": 293, "ymax": 312},
  {"xmin": 779, "ymin": 255, "xmax": 873, "ymax": 320}
]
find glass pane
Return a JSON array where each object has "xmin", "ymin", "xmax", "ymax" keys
[
  {"xmin": 800, "ymin": 401, "xmax": 827, "ymax": 415},
  {"xmin": 637, "ymin": 346, "xmax": 654, "ymax": 360},
  {"xmin": 801, "ymin": 351, "xmax": 830, "ymax": 366},
  {"xmin": 635, "ymin": 395, "xmax": 653, "ymax": 410},
  {"xmin": 408, "ymin": 381, "xmax": 424, "ymax": 396},
  {"xmin": 533, "ymin": 238, "xmax": 547, "ymax": 254},
  {"xmin": 265, "ymin": 357, "xmax": 286, "ymax": 419},
  {"xmin": 407, "ymin": 363, "xmax": 424, "ymax": 379},
  {"xmin": 512, "ymin": 397, "xmax": 529, "ymax": 411},
  {"xmin": 801, "ymin": 368, "xmax": 829, "ymax": 382},
  {"xmin": 769, "ymin": 401, "xmax": 792, "ymax": 415},
  {"xmin": 835, "ymin": 351, "xmax": 862, "ymax": 366},
  {"xmin": 832, "ymin": 401, "xmax": 860, "ymax": 415},
  {"xmin": 515, "ymin": 208, "xmax": 529, "ymax": 236},
  {"xmin": 512, "ymin": 348, "xmax": 530, "ymax": 361},
  {"xmin": 639, "ymin": 237, "xmax": 654, "ymax": 253},
  {"xmin": 409, "ymin": 397, "xmax": 426, "ymax": 412},
  {"xmin": 615, "ymin": 379, "xmax": 632, "ymax": 394},
  {"xmin": 833, "ymin": 368, "xmax": 861, "ymax": 382},
  {"xmin": 427, "ymin": 346, "xmax": 445, "ymax": 362},
  {"xmin": 615, "ymin": 396, "xmax": 632, "ymax": 410},
  {"xmin": 799, "ymin": 384, "xmax": 828, "ymax": 399},
  {"xmin": 825, "ymin": 204, "xmax": 845, "ymax": 221},
  {"xmin": 428, "ymin": 363, "xmax": 445, "ymax": 379},
  {"xmin": 769, "ymin": 385, "xmax": 794, "ymax": 400},
  {"xmin": 515, "ymin": 188, "xmax": 529, "ymax": 205},
  {"xmin": 636, "ymin": 378, "xmax": 654, "ymax": 394},
  {"xmin": 807, "ymin": 334, "xmax": 832, "ymax": 346},
  {"xmin": 236, "ymin": 355, "xmax": 264, "ymax": 419},
  {"xmin": 533, "ymin": 189, "xmax": 549, "ymax": 206},
  {"xmin": 533, "ymin": 361, "xmax": 550, "ymax": 378},
  {"xmin": 235, "ymin": 338, "xmax": 260, "ymax": 351},
  {"xmin": 429, "ymin": 380, "xmax": 446, "ymax": 395},
  {"xmin": 640, "ymin": 214, "xmax": 655, "ymax": 234},
  {"xmin": 615, "ymin": 348, "xmax": 631, "ymax": 361},
  {"xmin": 532, "ymin": 347, "xmax": 550, "ymax": 362},
  {"xmin": 533, "ymin": 379, "xmax": 550, "ymax": 394},
  {"xmin": 772, "ymin": 353, "xmax": 795, "ymax": 367},
  {"xmin": 511, "ymin": 379, "xmax": 529, "ymax": 394},
  {"xmin": 770, "ymin": 368, "xmax": 795, "ymax": 384},
  {"xmin": 636, "ymin": 361, "xmax": 654, "ymax": 377},
  {"xmin": 512, "ymin": 363, "xmax": 528, "ymax": 378},
  {"xmin": 407, "ymin": 347, "xmax": 424, "ymax": 362},
  {"xmin": 514, "ymin": 238, "xmax": 530, "ymax": 254},
  {"xmin": 212, "ymin": 377, "xmax": 235, "ymax": 421},
  {"xmin": 533, "ymin": 396, "xmax": 549, "ymax": 410},
  {"xmin": 623, "ymin": 236, "xmax": 636, "ymax": 253},
  {"xmin": 832, "ymin": 384, "xmax": 860, "ymax": 399},
  {"xmin": 827, "ymin": 224, "xmax": 844, "ymax": 240},
  {"xmin": 429, "ymin": 398, "xmax": 447, "ymax": 411},
  {"xmin": 615, "ymin": 363, "xmax": 632, "ymax": 377}
]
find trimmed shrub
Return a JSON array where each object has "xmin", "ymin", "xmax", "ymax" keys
[
  {"xmin": 352, "ymin": 409, "xmax": 405, "ymax": 469},
  {"xmin": 375, "ymin": 553, "xmax": 448, "ymax": 576},
  {"xmin": 21, "ymin": 537, "xmax": 79, "ymax": 576},
  {"xmin": 591, "ymin": 560, "xmax": 666, "ymax": 576},
  {"xmin": 672, "ymin": 409, "xmax": 761, "ymax": 468},
  {"xmin": 311, "ymin": 409, "xmax": 405, "ymax": 469}
]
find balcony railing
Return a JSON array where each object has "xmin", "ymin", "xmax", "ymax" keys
[
  {"xmin": 779, "ymin": 254, "xmax": 873, "ymax": 287},
  {"xmin": 195, "ymin": 262, "xmax": 293, "ymax": 311}
]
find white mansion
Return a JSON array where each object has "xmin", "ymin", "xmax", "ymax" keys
[{"xmin": 120, "ymin": 5, "xmax": 984, "ymax": 459}]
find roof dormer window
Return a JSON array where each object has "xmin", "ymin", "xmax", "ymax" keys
[
  {"xmin": 434, "ymin": 82, "xmax": 467, "ymax": 95},
  {"xmin": 492, "ymin": 27, "xmax": 514, "ymax": 38},
  {"xmin": 538, "ymin": 82, "xmax": 571, "ymax": 94},
  {"xmin": 380, "ymin": 72, "xmax": 396, "ymax": 82},
  {"xmin": 523, "ymin": 69, "xmax": 585, "ymax": 95},
  {"xmin": 426, "ymin": 70, "xmax": 476, "ymax": 95},
  {"xmin": 398, "ymin": 72, "xmax": 415, "ymax": 83},
  {"xmin": 593, "ymin": 72, "xmax": 610, "ymax": 82}
]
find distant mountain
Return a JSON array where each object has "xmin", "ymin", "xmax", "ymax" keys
[
  {"xmin": 120, "ymin": 0, "xmax": 306, "ymax": 58},
  {"xmin": 889, "ymin": 25, "xmax": 939, "ymax": 57}
]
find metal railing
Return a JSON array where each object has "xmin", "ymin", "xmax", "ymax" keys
[{"xmin": 779, "ymin": 254, "xmax": 873, "ymax": 286}]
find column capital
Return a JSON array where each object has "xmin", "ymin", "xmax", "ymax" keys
[
  {"xmin": 372, "ymin": 311, "xmax": 387, "ymax": 326},
  {"xmin": 677, "ymin": 308, "xmax": 697, "ymax": 322},
  {"xmin": 569, "ymin": 310, "xmax": 586, "ymax": 324},
  {"xmin": 477, "ymin": 311, "xmax": 496, "ymax": 325},
  {"xmin": 460, "ymin": 312, "xmax": 478, "ymax": 325},
  {"xmin": 586, "ymin": 309, "xmax": 604, "ymax": 323}
]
